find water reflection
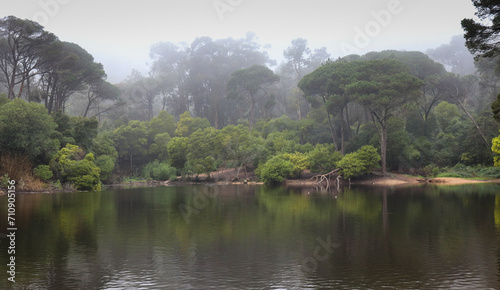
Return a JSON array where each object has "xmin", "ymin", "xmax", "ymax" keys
[{"xmin": 0, "ymin": 184, "xmax": 499, "ymax": 289}]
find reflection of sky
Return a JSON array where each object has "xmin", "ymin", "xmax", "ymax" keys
[{"xmin": 3, "ymin": 0, "xmax": 477, "ymax": 83}]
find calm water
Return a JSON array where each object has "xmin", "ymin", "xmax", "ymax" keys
[{"xmin": 1, "ymin": 183, "xmax": 499, "ymax": 289}]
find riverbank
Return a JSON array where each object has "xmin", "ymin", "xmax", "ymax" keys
[
  {"xmin": 286, "ymin": 172, "xmax": 500, "ymax": 187},
  {"xmin": 2, "ymin": 170, "xmax": 499, "ymax": 195}
]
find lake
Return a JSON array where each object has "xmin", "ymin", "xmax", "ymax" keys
[{"xmin": 1, "ymin": 183, "xmax": 499, "ymax": 289}]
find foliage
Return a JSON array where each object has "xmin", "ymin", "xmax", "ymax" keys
[
  {"xmin": 174, "ymin": 111, "xmax": 211, "ymax": 137},
  {"xmin": 142, "ymin": 160, "xmax": 177, "ymax": 181},
  {"xmin": 462, "ymin": 1, "xmax": 500, "ymax": 59},
  {"xmin": 422, "ymin": 164, "xmax": 440, "ymax": 178},
  {"xmin": 338, "ymin": 145, "xmax": 381, "ymax": 179},
  {"xmin": 266, "ymin": 130, "xmax": 300, "ymax": 154},
  {"xmin": 0, "ymin": 174, "xmax": 9, "ymax": 188},
  {"xmin": 147, "ymin": 111, "xmax": 176, "ymax": 139},
  {"xmin": 94, "ymin": 155, "xmax": 115, "ymax": 181},
  {"xmin": 34, "ymin": 165, "xmax": 53, "ymax": 181},
  {"xmin": 434, "ymin": 101, "xmax": 461, "ymax": 132},
  {"xmin": 439, "ymin": 163, "xmax": 500, "ymax": 179},
  {"xmin": 50, "ymin": 144, "xmax": 101, "ymax": 191},
  {"xmin": 219, "ymin": 125, "xmax": 266, "ymax": 172},
  {"xmin": 493, "ymin": 135, "xmax": 500, "ymax": 167},
  {"xmin": 0, "ymin": 99, "xmax": 58, "ymax": 165},
  {"xmin": 280, "ymin": 152, "xmax": 310, "ymax": 178},
  {"xmin": 112, "ymin": 120, "xmax": 148, "ymax": 169},
  {"xmin": 493, "ymin": 94, "xmax": 500, "ymax": 123},
  {"xmin": 346, "ymin": 59, "xmax": 423, "ymax": 174},
  {"xmin": 187, "ymin": 127, "xmax": 223, "ymax": 176},
  {"xmin": 308, "ymin": 143, "xmax": 342, "ymax": 173},
  {"xmin": 167, "ymin": 137, "xmax": 189, "ymax": 170},
  {"xmin": 256, "ymin": 155, "xmax": 294, "ymax": 184},
  {"xmin": 149, "ymin": 132, "xmax": 171, "ymax": 161}
]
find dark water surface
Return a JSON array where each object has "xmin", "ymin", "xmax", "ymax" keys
[{"xmin": 1, "ymin": 183, "xmax": 499, "ymax": 289}]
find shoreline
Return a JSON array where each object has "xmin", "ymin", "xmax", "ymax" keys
[
  {"xmin": 285, "ymin": 172, "xmax": 500, "ymax": 187},
  {"xmin": 2, "ymin": 172, "xmax": 499, "ymax": 195}
]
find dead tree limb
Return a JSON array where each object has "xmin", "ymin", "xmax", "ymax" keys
[{"xmin": 311, "ymin": 169, "xmax": 341, "ymax": 188}]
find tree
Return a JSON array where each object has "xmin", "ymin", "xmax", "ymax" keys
[
  {"xmin": 283, "ymin": 38, "xmax": 311, "ymax": 81},
  {"xmin": 37, "ymin": 41, "xmax": 105, "ymax": 114},
  {"xmin": 112, "ymin": 120, "xmax": 148, "ymax": 170},
  {"xmin": 83, "ymin": 80, "xmax": 120, "ymax": 119},
  {"xmin": 0, "ymin": 16, "xmax": 57, "ymax": 99},
  {"xmin": 439, "ymin": 73, "xmax": 491, "ymax": 150},
  {"xmin": 0, "ymin": 98, "xmax": 58, "ymax": 165},
  {"xmin": 346, "ymin": 59, "xmax": 422, "ymax": 175},
  {"xmin": 227, "ymin": 65, "xmax": 279, "ymax": 131},
  {"xmin": 147, "ymin": 110, "xmax": 176, "ymax": 138},
  {"xmin": 174, "ymin": 111, "xmax": 210, "ymax": 137},
  {"xmin": 492, "ymin": 93, "xmax": 500, "ymax": 123},
  {"xmin": 299, "ymin": 60, "xmax": 360, "ymax": 153},
  {"xmin": 426, "ymin": 35, "xmax": 476, "ymax": 76},
  {"xmin": 462, "ymin": 1, "xmax": 500, "ymax": 59},
  {"xmin": 219, "ymin": 124, "xmax": 265, "ymax": 178},
  {"xmin": 186, "ymin": 127, "xmax": 223, "ymax": 178},
  {"xmin": 149, "ymin": 41, "xmax": 190, "ymax": 117},
  {"xmin": 167, "ymin": 137, "xmax": 189, "ymax": 170}
]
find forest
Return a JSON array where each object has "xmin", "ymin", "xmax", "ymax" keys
[{"xmin": 1, "ymin": 13, "xmax": 500, "ymax": 191}]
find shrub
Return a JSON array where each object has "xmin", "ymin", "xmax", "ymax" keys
[
  {"xmin": 64, "ymin": 153, "xmax": 101, "ymax": 191},
  {"xmin": 280, "ymin": 152, "xmax": 310, "ymax": 178},
  {"xmin": 50, "ymin": 145, "xmax": 101, "ymax": 191},
  {"xmin": 338, "ymin": 145, "xmax": 380, "ymax": 179},
  {"xmin": 33, "ymin": 165, "xmax": 53, "ymax": 181},
  {"xmin": 256, "ymin": 155, "xmax": 294, "ymax": 184},
  {"xmin": 0, "ymin": 174, "xmax": 9, "ymax": 188},
  {"xmin": 422, "ymin": 164, "xmax": 440, "ymax": 177},
  {"xmin": 143, "ymin": 160, "xmax": 177, "ymax": 181},
  {"xmin": 308, "ymin": 143, "xmax": 343, "ymax": 173}
]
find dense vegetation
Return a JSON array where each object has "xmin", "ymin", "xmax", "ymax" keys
[{"xmin": 1, "ymin": 14, "xmax": 500, "ymax": 190}]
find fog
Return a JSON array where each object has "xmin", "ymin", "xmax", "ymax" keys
[{"xmin": 3, "ymin": 0, "xmax": 477, "ymax": 83}]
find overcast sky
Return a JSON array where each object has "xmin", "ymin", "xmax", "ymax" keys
[{"xmin": 4, "ymin": 0, "xmax": 477, "ymax": 83}]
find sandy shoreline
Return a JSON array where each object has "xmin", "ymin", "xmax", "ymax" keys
[{"xmin": 286, "ymin": 172, "xmax": 500, "ymax": 187}]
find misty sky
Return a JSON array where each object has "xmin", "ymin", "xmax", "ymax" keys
[{"xmin": 4, "ymin": 0, "xmax": 477, "ymax": 83}]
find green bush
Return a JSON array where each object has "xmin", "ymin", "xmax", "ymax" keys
[
  {"xmin": 438, "ymin": 164, "xmax": 500, "ymax": 179},
  {"xmin": 256, "ymin": 155, "xmax": 294, "ymax": 184},
  {"xmin": 0, "ymin": 174, "xmax": 9, "ymax": 188},
  {"xmin": 143, "ymin": 161, "xmax": 177, "ymax": 181},
  {"xmin": 423, "ymin": 164, "xmax": 440, "ymax": 177},
  {"xmin": 308, "ymin": 143, "xmax": 343, "ymax": 173},
  {"xmin": 280, "ymin": 152, "xmax": 310, "ymax": 178},
  {"xmin": 33, "ymin": 165, "xmax": 53, "ymax": 181},
  {"xmin": 64, "ymin": 153, "xmax": 101, "ymax": 191},
  {"xmin": 338, "ymin": 145, "xmax": 380, "ymax": 179},
  {"xmin": 50, "ymin": 144, "xmax": 101, "ymax": 191}
]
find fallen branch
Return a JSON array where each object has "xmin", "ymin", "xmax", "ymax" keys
[{"xmin": 311, "ymin": 169, "xmax": 341, "ymax": 188}]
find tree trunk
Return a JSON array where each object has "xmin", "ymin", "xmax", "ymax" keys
[
  {"xmin": 379, "ymin": 120, "xmax": 388, "ymax": 175},
  {"xmin": 322, "ymin": 96, "xmax": 339, "ymax": 151}
]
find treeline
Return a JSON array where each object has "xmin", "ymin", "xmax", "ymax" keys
[{"xmin": 1, "ymin": 16, "xmax": 500, "ymax": 190}]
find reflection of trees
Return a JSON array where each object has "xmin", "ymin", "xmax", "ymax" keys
[{"xmin": 1, "ymin": 185, "xmax": 499, "ymax": 289}]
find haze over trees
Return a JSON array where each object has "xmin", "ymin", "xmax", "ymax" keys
[{"xmin": 1, "ymin": 10, "xmax": 500, "ymax": 190}]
